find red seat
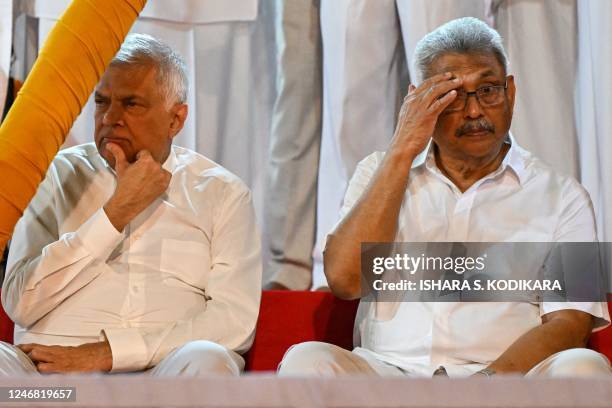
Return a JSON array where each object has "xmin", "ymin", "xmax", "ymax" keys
[
  {"xmin": 1, "ymin": 291, "xmax": 611, "ymax": 370},
  {"xmin": 0, "ymin": 302, "xmax": 12, "ymax": 344},
  {"xmin": 586, "ymin": 294, "xmax": 612, "ymax": 359},
  {"xmin": 244, "ymin": 291, "xmax": 358, "ymax": 371}
]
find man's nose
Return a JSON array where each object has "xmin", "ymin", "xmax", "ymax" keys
[
  {"xmin": 464, "ymin": 94, "xmax": 483, "ymax": 119},
  {"xmin": 102, "ymin": 103, "xmax": 124, "ymax": 126}
]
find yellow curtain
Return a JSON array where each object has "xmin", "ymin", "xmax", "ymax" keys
[{"xmin": 0, "ymin": 0, "xmax": 147, "ymax": 253}]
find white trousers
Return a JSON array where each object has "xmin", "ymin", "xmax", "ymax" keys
[
  {"xmin": 0, "ymin": 340, "xmax": 244, "ymax": 377},
  {"xmin": 278, "ymin": 341, "xmax": 612, "ymax": 378}
]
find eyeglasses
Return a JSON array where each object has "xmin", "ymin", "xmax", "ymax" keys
[{"xmin": 443, "ymin": 80, "xmax": 508, "ymax": 113}]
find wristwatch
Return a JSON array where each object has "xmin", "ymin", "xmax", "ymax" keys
[
  {"xmin": 432, "ymin": 366, "xmax": 449, "ymax": 377},
  {"xmin": 474, "ymin": 368, "xmax": 496, "ymax": 377}
]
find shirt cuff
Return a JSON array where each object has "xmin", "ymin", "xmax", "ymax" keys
[
  {"xmin": 541, "ymin": 301, "xmax": 611, "ymax": 331},
  {"xmin": 103, "ymin": 327, "xmax": 149, "ymax": 372},
  {"xmin": 77, "ymin": 208, "xmax": 124, "ymax": 262}
]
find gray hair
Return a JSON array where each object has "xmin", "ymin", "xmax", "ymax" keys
[
  {"xmin": 413, "ymin": 17, "xmax": 509, "ymax": 83},
  {"xmin": 110, "ymin": 33, "xmax": 188, "ymax": 105}
]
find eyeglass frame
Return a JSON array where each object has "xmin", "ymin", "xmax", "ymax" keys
[{"xmin": 442, "ymin": 78, "xmax": 509, "ymax": 113}]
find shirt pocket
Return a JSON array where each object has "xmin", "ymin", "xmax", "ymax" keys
[
  {"xmin": 363, "ymin": 303, "xmax": 432, "ymax": 357},
  {"xmin": 160, "ymin": 238, "xmax": 211, "ymax": 290}
]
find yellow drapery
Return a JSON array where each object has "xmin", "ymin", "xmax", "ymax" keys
[{"xmin": 0, "ymin": 0, "xmax": 147, "ymax": 253}]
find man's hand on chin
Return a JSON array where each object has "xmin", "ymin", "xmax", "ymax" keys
[{"xmin": 17, "ymin": 341, "xmax": 113, "ymax": 374}]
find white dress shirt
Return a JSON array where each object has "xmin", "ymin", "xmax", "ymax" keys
[
  {"xmin": 2, "ymin": 143, "xmax": 262, "ymax": 372},
  {"xmin": 334, "ymin": 136, "xmax": 610, "ymax": 376}
]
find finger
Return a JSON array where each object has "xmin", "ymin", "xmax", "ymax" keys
[
  {"xmin": 106, "ymin": 143, "xmax": 128, "ymax": 174},
  {"xmin": 29, "ymin": 347, "xmax": 55, "ymax": 363},
  {"xmin": 419, "ymin": 71, "xmax": 454, "ymax": 88},
  {"xmin": 428, "ymin": 89, "xmax": 458, "ymax": 115},
  {"xmin": 423, "ymin": 77, "xmax": 462, "ymax": 107},
  {"xmin": 408, "ymin": 84, "xmax": 417, "ymax": 94},
  {"xmin": 17, "ymin": 344, "xmax": 35, "ymax": 353},
  {"xmin": 36, "ymin": 362, "xmax": 59, "ymax": 374}
]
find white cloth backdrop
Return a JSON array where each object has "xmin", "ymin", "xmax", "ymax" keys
[
  {"xmin": 493, "ymin": 0, "xmax": 579, "ymax": 178},
  {"xmin": 0, "ymin": 0, "xmax": 12, "ymax": 117},
  {"xmin": 576, "ymin": 0, "xmax": 612, "ymax": 274},
  {"xmin": 6, "ymin": 0, "xmax": 611, "ymax": 288}
]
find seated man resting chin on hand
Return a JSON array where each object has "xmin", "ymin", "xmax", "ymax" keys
[
  {"xmin": 1, "ymin": 34, "xmax": 261, "ymax": 376},
  {"xmin": 278, "ymin": 17, "xmax": 610, "ymax": 379}
]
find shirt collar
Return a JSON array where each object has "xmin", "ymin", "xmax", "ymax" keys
[{"xmin": 411, "ymin": 132, "xmax": 527, "ymax": 185}]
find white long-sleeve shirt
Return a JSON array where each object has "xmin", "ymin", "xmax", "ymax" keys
[
  {"xmin": 336, "ymin": 135, "xmax": 610, "ymax": 376},
  {"xmin": 2, "ymin": 143, "xmax": 262, "ymax": 372}
]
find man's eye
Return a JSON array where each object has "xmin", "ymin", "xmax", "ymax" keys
[
  {"xmin": 479, "ymin": 86, "xmax": 494, "ymax": 94},
  {"xmin": 94, "ymin": 99, "xmax": 107, "ymax": 105}
]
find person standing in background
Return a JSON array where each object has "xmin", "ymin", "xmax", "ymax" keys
[{"xmin": 264, "ymin": 0, "xmax": 323, "ymax": 291}]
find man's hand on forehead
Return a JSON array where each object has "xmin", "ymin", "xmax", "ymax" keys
[
  {"xmin": 414, "ymin": 72, "xmax": 462, "ymax": 102},
  {"xmin": 387, "ymin": 72, "xmax": 462, "ymax": 160}
]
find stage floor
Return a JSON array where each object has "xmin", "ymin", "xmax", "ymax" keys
[{"xmin": 0, "ymin": 375, "xmax": 610, "ymax": 407}]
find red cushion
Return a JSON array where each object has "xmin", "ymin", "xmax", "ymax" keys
[
  {"xmin": 244, "ymin": 291, "xmax": 359, "ymax": 371},
  {"xmin": 587, "ymin": 295, "xmax": 612, "ymax": 359},
  {"xmin": 0, "ymin": 300, "xmax": 13, "ymax": 344},
  {"xmin": 2, "ymin": 291, "xmax": 611, "ymax": 367}
]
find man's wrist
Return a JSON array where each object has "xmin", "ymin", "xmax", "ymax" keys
[
  {"xmin": 98, "ymin": 340, "xmax": 113, "ymax": 372},
  {"xmin": 103, "ymin": 199, "xmax": 130, "ymax": 232},
  {"xmin": 385, "ymin": 146, "xmax": 417, "ymax": 173}
]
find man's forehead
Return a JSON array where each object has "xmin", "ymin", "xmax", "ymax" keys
[
  {"xmin": 95, "ymin": 65, "xmax": 158, "ymax": 96},
  {"xmin": 429, "ymin": 52, "xmax": 505, "ymax": 80}
]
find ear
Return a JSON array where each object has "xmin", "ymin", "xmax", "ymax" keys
[
  {"xmin": 506, "ymin": 75, "xmax": 516, "ymax": 116},
  {"xmin": 168, "ymin": 103, "xmax": 188, "ymax": 139}
]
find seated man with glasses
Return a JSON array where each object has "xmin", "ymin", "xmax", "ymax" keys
[{"xmin": 278, "ymin": 17, "xmax": 611, "ymax": 378}]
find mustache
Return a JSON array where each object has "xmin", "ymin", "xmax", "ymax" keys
[{"xmin": 456, "ymin": 120, "xmax": 495, "ymax": 137}]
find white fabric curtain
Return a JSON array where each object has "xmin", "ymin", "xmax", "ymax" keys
[
  {"xmin": 493, "ymin": 0, "xmax": 579, "ymax": 178},
  {"xmin": 0, "ymin": 0, "xmax": 12, "ymax": 117},
  {"xmin": 576, "ymin": 0, "xmax": 612, "ymax": 287},
  {"xmin": 6, "ymin": 0, "xmax": 611, "ymax": 288}
]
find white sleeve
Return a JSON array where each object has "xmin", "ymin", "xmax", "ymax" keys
[
  {"xmin": 542, "ymin": 178, "xmax": 610, "ymax": 330},
  {"xmin": 2, "ymin": 166, "xmax": 124, "ymax": 328},
  {"xmin": 336, "ymin": 152, "xmax": 384, "ymax": 225}
]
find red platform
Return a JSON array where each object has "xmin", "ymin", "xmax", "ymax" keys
[{"xmin": 1, "ymin": 291, "xmax": 610, "ymax": 371}]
